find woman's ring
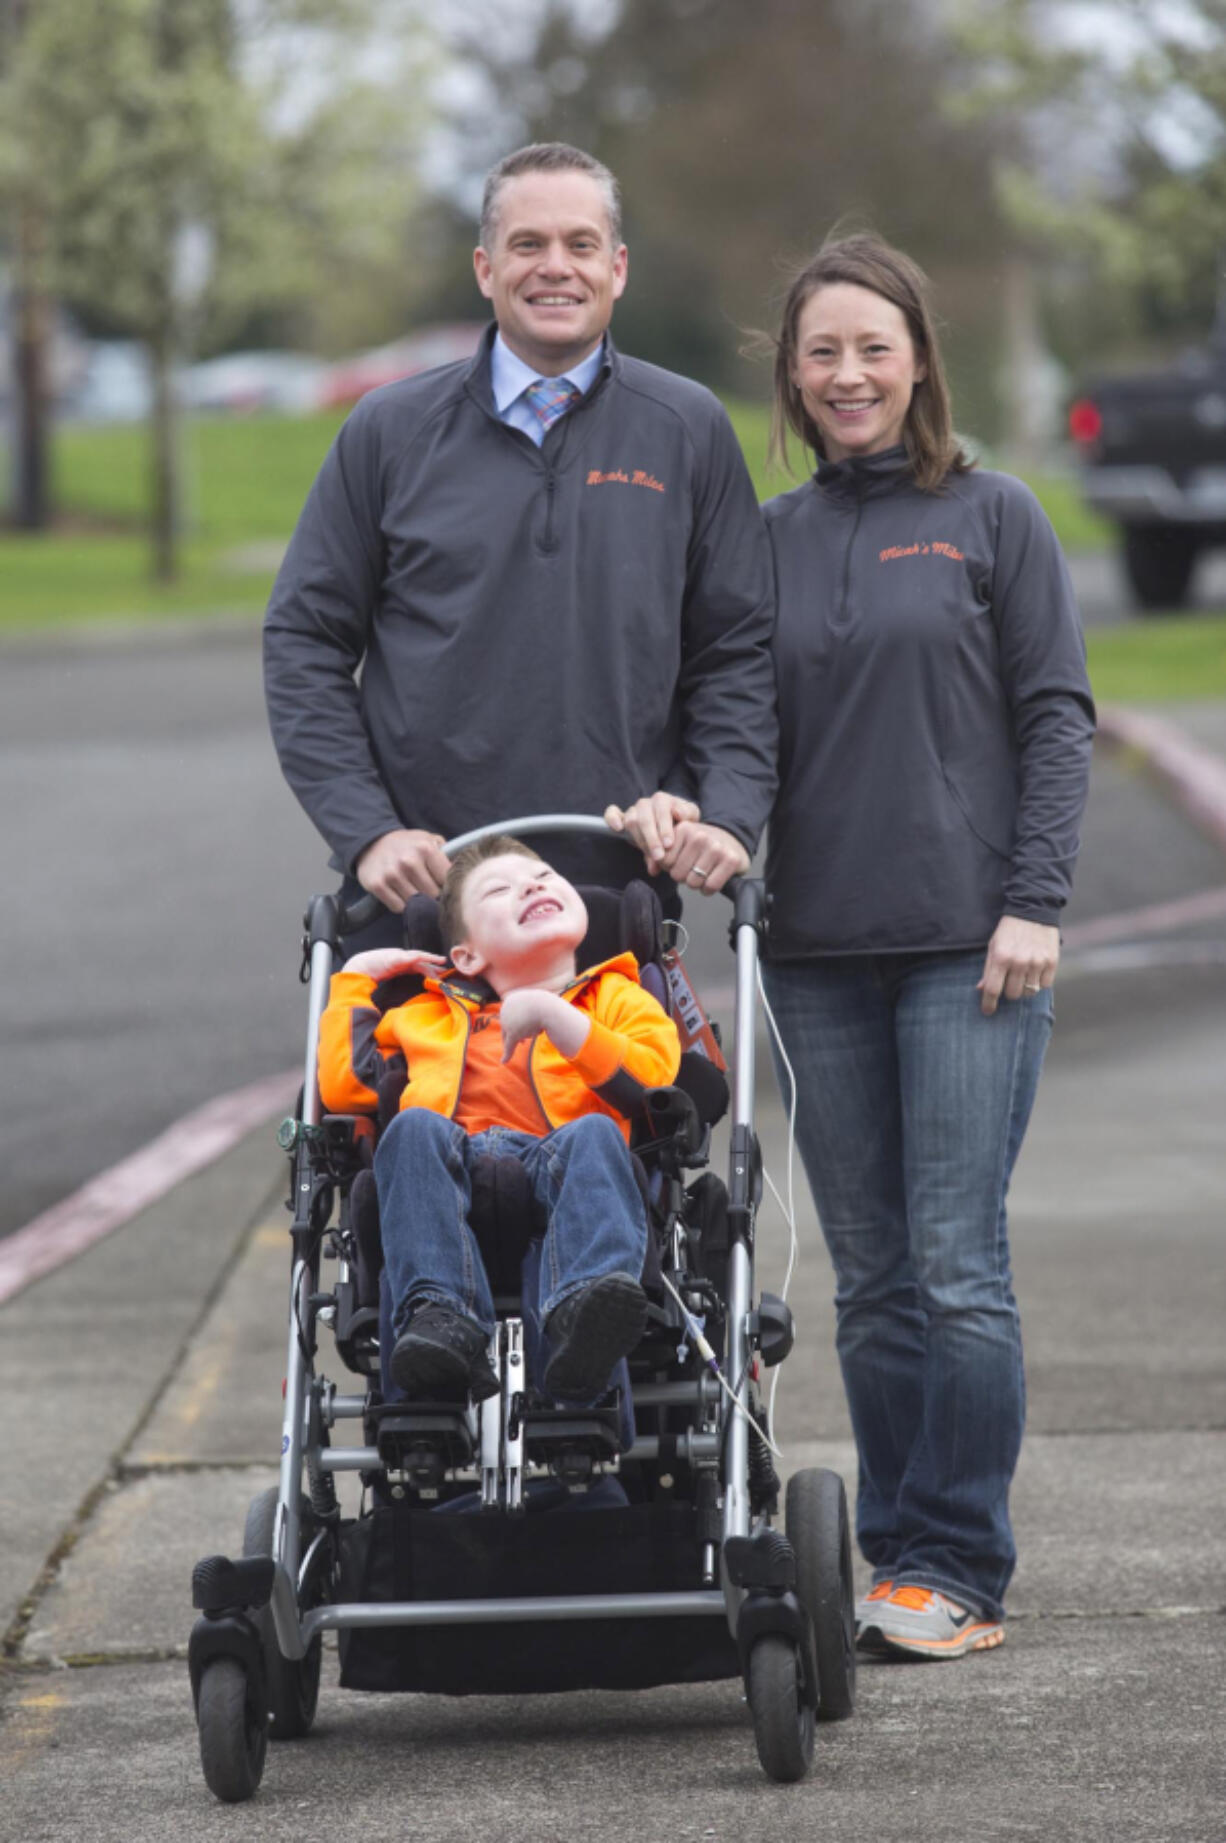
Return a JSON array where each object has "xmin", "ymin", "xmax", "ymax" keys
[
  {"xmin": 693, "ymin": 866, "xmax": 710, "ymax": 880},
  {"xmin": 1024, "ymin": 980, "xmax": 1040, "ymax": 992}
]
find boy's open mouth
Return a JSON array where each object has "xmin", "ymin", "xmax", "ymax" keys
[{"xmin": 520, "ymin": 899, "xmax": 563, "ymax": 923}]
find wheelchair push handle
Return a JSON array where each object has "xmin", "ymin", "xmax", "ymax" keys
[
  {"xmin": 330, "ymin": 814, "xmax": 754, "ymax": 940},
  {"xmin": 331, "ymin": 816, "xmax": 612, "ymax": 940}
]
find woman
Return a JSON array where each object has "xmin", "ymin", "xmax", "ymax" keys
[{"xmin": 761, "ymin": 234, "xmax": 1095, "ymax": 1660}]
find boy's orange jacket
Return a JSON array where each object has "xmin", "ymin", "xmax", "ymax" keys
[{"xmin": 318, "ymin": 953, "xmax": 681, "ymax": 1141}]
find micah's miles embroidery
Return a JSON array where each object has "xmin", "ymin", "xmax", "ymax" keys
[
  {"xmin": 879, "ymin": 541, "xmax": 965, "ymax": 562},
  {"xmin": 587, "ymin": 468, "xmax": 666, "ymax": 493}
]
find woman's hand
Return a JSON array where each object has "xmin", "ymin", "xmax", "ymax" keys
[
  {"xmin": 604, "ymin": 792, "xmax": 701, "ymax": 871},
  {"xmin": 978, "ymin": 916, "xmax": 1060, "ymax": 1016},
  {"xmin": 604, "ymin": 794, "xmax": 749, "ymax": 892}
]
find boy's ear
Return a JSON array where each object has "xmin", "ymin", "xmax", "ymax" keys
[{"xmin": 448, "ymin": 938, "xmax": 486, "ymax": 977}]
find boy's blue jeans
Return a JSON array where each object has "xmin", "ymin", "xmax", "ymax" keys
[
  {"xmin": 373, "ymin": 1108, "xmax": 648, "ymax": 1341},
  {"xmin": 762, "ymin": 950, "xmax": 1053, "ymax": 1622}
]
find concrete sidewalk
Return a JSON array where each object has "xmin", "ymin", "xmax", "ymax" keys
[
  {"xmin": 1, "ymin": 996, "xmax": 1222, "ymax": 1841},
  {"xmin": 2, "ymin": 707, "xmax": 1225, "ymax": 1840}
]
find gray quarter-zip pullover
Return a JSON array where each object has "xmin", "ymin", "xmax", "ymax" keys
[
  {"xmin": 263, "ymin": 327, "xmax": 778, "ymax": 894},
  {"xmin": 764, "ymin": 449, "xmax": 1095, "ymax": 958}
]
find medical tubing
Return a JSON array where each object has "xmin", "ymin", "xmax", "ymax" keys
[
  {"xmin": 660, "ymin": 1271, "xmax": 783, "ymax": 1461},
  {"xmin": 756, "ymin": 967, "xmax": 800, "ymax": 1446}
]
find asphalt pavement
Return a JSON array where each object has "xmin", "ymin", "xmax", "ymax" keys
[{"xmin": 1, "ymin": 622, "xmax": 1225, "ymax": 1835}]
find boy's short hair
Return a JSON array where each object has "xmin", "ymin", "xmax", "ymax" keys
[{"xmin": 438, "ymin": 835, "xmax": 547, "ymax": 953}]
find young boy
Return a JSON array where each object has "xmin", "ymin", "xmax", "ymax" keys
[{"xmin": 318, "ymin": 837, "xmax": 681, "ymax": 1404}]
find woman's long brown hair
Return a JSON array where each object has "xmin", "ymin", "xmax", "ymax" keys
[{"xmin": 769, "ymin": 232, "xmax": 973, "ymax": 492}]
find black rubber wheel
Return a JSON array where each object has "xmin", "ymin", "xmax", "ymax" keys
[
  {"xmin": 243, "ymin": 1486, "xmax": 324, "ymax": 1739},
  {"xmin": 197, "ymin": 1656, "xmax": 267, "ymax": 1803},
  {"xmin": 747, "ymin": 1634, "xmax": 815, "ymax": 1783},
  {"xmin": 1121, "ymin": 525, "xmax": 1197, "ymax": 612},
  {"xmin": 787, "ymin": 1466, "xmax": 856, "ymax": 1721}
]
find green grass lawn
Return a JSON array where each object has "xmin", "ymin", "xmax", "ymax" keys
[
  {"xmin": 0, "ymin": 410, "xmax": 351, "ymax": 628},
  {"xmin": 0, "ymin": 397, "xmax": 1150, "ymax": 639},
  {"xmin": 1085, "ymin": 614, "xmax": 1226, "ymax": 702}
]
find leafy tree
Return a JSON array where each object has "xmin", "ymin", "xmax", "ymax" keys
[
  {"xmin": 434, "ymin": 0, "xmax": 1007, "ymax": 423},
  {"xmin": 0, "ymin": 0, "xmax": 431, "ymax": 573},
  {"xmin": 949, "ymin": 0, "xmax": 1226, "ymax": 364}
]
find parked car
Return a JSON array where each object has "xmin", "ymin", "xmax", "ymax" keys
[
  {"xmin": 1069, "ymin": 328, "xmax": 1226, "ymax": 612},
  {"xmin": 318, "ymin": 323, "xmax": 484, "ymax": 407},
  {"xmin": 180, "ymin": 350, "xmax": 328, "ymax": 416}
]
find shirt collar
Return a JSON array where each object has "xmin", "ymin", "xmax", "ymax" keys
[
  {"xmin": 490, "ymin": 332, "xmax": 604, "ymax": 413},
  {"xmin": 814, "ymin": 444, "xmax": 913, "ymax": 503}
]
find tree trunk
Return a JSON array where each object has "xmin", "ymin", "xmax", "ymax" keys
[
  {"xmin": 12, "ymin": 198, "xmax": 50, "ymax": 531},
  {"xmin": 999, "ymin": 251, "xmax": 1047, "ymax": 470},
  {"xmin": 148, "ymin": 319, "xmax": 179, "ymax": 582}
]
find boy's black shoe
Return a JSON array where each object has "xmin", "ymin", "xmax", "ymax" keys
[
  {"xmin": 389, "ymin": 1303, "xmax": 500, "ymax": 1402},
  {"xmin": 543, "ymin": 1274, "xmax": 648, "ymax": 1401}
]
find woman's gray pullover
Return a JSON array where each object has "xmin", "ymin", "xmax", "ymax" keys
[{"xmin": 763, "ymin": 448, "xmax": 1096, "ymax": 959}]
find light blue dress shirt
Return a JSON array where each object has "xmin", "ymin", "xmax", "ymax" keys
[{"xmin": 489, "ymin": 334, "xmax": 604, "ymax": 446}]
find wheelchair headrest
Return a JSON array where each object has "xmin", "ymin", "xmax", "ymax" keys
[{"xmin": 401, "ymin": 880, "xmax": 665, "ymax": 973}]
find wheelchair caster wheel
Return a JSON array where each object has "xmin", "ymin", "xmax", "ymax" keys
[
  {"xmin": 747, "ymin": 1634, "xmax": 815, "ymax": 1783},
  {"xmin": 244, "ymin": 1486, "xmax": 326, "ymax": 1738},
  {"xmin": 197, "ymin": 1656, "xmax": 268, "ymax": 1802},
  {"xmin": 787, "ymin": 1466, "xmax": 856, "ymax": 1721}
]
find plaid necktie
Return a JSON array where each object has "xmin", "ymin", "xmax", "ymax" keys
[{"xmin": 524, "ymin": 376, "xmax": 579, "ymax": 436}]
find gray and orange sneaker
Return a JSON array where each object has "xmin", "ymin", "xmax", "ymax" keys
[
  {"xmin": 856, "ymin": 1584, "xmax": 1005, "ymax": 1660},
  {"xmin": 854, "ymin": 1579, "xmax": 894, "ymax": 1642}
]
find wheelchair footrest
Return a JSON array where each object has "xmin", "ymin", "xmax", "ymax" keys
[
  {"xmin": 519, "ymin": 1404, "xmax": 624, "ymax": 1482},
  {"xmin": 375, "ymin": 1410, "xmax": 473, "ymax": 1489}
]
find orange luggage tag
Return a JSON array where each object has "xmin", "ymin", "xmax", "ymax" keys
[{"xmin": 661, "ymin": 945, "xmax": 727, "ymax": 1070}]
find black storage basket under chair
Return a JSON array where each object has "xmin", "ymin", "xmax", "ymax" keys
[{"xmin": 336, "ymin": 1500, "xmax": 739, "ymax": 1696}]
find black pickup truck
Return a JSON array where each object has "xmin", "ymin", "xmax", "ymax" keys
[{"xmin": 1069, "ymin": 340, "xmax": 1226, "ymax": 611}]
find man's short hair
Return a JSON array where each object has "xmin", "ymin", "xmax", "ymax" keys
[
  {"xmin": 479, "ymin": 142, "xmax": 622, "ymax": 251},
  {"xmin": 438, "ymin": 835, "xmax": 547, "ymax": 953}
]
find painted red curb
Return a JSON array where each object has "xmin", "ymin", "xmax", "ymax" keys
[
  {"xmin": 1097, "ymin": 704, "xmax": 1226, "ymax": 857},
  {"xmin": 1063, "ymin": 883, "xmax": 1226, "ymax": 950},
  {"xmin": 0, "ymin": 1069, "xmax": 298, "ymax": 1308}
]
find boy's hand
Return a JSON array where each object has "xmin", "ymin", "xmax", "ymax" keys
[
  {"xmin": 499, "ymin": 988, "xmax": 590, "ymax": 1061},
  {"xmin": 343, "ymin": 947, "xmax": 449, "ymax": 981}
]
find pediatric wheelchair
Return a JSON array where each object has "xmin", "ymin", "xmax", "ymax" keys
[{"xmin": 188, "ymin": 816, "xmax": 855, "ymax": 1797}]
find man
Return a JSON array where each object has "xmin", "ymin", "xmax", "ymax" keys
[{"xmin": 263, "ymin": 142, "xmax": 777, "ymax": 927}]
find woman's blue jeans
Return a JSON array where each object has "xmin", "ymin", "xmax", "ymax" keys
[
  {"xmin": 762, "ymin": 951, "xmax": 1053, "ymax": 1621},
  {"xmin": 373, "ymin": 1108, "xmax": 648, "ymax": 1339}
]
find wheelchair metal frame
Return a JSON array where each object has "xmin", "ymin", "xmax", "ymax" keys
[
  {"xmin": 266, "ymin": 815, "xmax": 771, "ymax": 1659},
  {"xmin": 191, "ymin": 816, "xmax": 866, "ymax": 1803}
]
